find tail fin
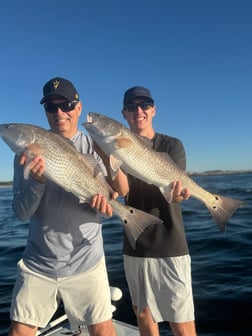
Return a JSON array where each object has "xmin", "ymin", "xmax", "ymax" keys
[
  {"xmin": 123, "ymin": 205, "xmax": 163, "ymax": 249},
  {"xmin": 206, "ymin": 195, "xmax": 245, "ymax": 232},
  {"xmin": 110, "ymin": 200, "xmax": 163, "ymax": 249}
]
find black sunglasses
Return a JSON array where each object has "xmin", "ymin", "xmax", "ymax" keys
[
  {"xmin": 124, "ymin": 101, "xmax": 154, "ymax": 112},
  {"xmin": 44, "ymin": 101, "xmax": 78, "ymax": 114}
]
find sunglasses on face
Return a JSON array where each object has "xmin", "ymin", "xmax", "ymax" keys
[
  {"xmin": 44, "ymin": 101, "xmax": 78, "ymax": 114},
  {"xmin": 124, "ymin": 101, "xmax": 154, "ymax": 112}
]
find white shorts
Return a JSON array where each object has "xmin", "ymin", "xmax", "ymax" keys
[
  {"xmin": 124, "ymin": 254, "xmax": 195, "ymax": 323},
  {"xmin": 10, "ymin": 256, "xmax": 112, "ymax": 329}
]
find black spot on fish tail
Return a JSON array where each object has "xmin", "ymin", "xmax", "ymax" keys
[{"xmin": 123, "ymin": 209, "xmax": 135, "ymax": 225}]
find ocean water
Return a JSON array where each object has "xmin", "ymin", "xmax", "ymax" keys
[{"xmin": 0, "ymin": 173, "xmax": 251, "ymax": 336}]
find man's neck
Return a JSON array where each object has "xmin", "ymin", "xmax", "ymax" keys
[
  {"xmin": 52, "ymin": 128, "xmax": 78, "ymax": 139},
  {"xmin": 136, "ymin": 128, "xmax": 155, "ymax": 140}
]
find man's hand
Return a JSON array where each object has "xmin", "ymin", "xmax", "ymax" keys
[
  {"xmin": 171, "ymin": 181, "xmax": 190, "ymax": 203},
  {"xmin": 19, "ymin": 153, "xmax": 46, "ymax": 183},
  {"xmin": 90, "ymin": 191, "xmax": 118, "ymax": 217}
]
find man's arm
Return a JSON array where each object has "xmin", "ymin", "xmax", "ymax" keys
[{"xmin": 93, "ymin": 141, "xmax": 129, "ymax": 197}]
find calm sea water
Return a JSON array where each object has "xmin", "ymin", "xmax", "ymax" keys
[{"xmin": 0, "ymin": 173, "xmax": 251, "ymax": 336}]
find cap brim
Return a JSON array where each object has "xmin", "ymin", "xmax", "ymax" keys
[
  {"xmin": 40, "ymin": 92, "xmax": 71, "ymax": 104},
  {"xmin": 124, "ymin": 96, "xmax": 154, "ymax": 105}
]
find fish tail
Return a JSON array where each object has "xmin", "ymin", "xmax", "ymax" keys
[
  {"xmin": 122, "ymin": 206, "xmax": 163, "ymax": 249},
  {"xmin": 205, "ymin": 194, "xmax": 245, "ymax": 232},
  {"xmin": 110, "ymin": 200, "xmax": 162, "ymax": 249}
]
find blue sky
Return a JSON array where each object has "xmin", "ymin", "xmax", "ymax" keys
[{"xmin": 0, "ymin": 0, "xmax": 251, "ymax": 181}]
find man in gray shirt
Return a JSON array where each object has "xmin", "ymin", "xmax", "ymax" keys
[{"xmin": 8, "ymin": 77, "xmax": 116, "ymax": 336}]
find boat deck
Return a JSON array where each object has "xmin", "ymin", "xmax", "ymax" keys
[{"xmin": 37, "ymin": 314, "xmax": 139, "ymax": 336}]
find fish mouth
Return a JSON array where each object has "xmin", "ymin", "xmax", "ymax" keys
[
  {"xmin": 84, "ymin": 113, "xmax": 106, "ymax": 136},
  {"xmin": 86, "ymin": 113, "xmax": 93, "ymax": 123}
]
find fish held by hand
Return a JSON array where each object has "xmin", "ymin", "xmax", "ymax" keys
[{"xmin": 83, "ymin": 112, "xmax": 245, "ymax": 232}]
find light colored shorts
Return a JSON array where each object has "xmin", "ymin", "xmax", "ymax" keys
[
  {"xmin": 10, "ymin": 256, "xmax": 112, "ymax": 329},
  {"xmin": 124, "ymin": 254, "xmax": 195, "ymax": 323}
]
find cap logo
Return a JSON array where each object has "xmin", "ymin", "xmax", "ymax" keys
[{"xmin": 53, "ymin": 80, "xmax": 60, "ymax": 90}]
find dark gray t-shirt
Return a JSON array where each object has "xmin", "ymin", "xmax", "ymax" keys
[{"xmin": 123, "ymin": 132, "xmax": 189, "ymax": 258}]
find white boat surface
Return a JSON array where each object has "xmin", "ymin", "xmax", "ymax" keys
[
  {"xmin": 37, "ymin": 314, "xmax": 139, "ymax": 336},
  {"xmin": 36, "ymin": 287, "xmax": 139, "ymax": 336}
]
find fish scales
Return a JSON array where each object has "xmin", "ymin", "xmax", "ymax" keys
[
  {"xmin": 0, "ymin": 123, "xmax": 163, "ymax": 249},
  {"xmin": 83, "ymin": 112, "xmax": 245, "ymax": 232}
]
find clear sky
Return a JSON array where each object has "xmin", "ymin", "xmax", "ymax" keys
[{"xmin": 0, "ymin": 0, "xmax": 251, "ymax": 181}]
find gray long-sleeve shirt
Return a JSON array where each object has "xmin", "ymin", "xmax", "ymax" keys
[{"xmin": 12, "ymin": 131, "xmax": 106, "ymax": 278}]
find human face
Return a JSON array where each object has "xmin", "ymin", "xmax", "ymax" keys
[
  {"xmin": 44, "ymin": 95, "xmax": 82, "ymax": 138},
  {"xmin": 122, "ymin": 99, "xmax": 156, "ymax": 137}
]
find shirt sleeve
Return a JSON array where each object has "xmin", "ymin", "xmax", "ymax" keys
[
  {"xmin": 154, "ymin": 133, "xmax": 187, "ymax": 171},
  {"xmin": 12, "ymin": 154, "xmax": 46, "ymax": 221},
  {"xmin": 167, "ymin": 138, "xmax": 187, "ymax": 171}
]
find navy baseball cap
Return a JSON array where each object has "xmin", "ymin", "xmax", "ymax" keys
[
  {"xmin": 123, "ymin": 86, "xmax": 154, "ymax": 106},
  {"xmin": 40, "ymin": 77, "xmax": 79, "ymax": 104}
]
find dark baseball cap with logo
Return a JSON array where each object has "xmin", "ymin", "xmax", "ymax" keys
[
  {"xmin": 123, "ymin": 86, "xmax": 154, "ymax": 106},
  {"xmin": 40, "ymin": 77, "xmax": 79, "ymax": 104}
]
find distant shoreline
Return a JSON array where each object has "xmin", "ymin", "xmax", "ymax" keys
[
  {"xmin": 1, "ymin": 170, "xmax": 251, "ymax": 187},
  {"xmin": 188, "ymin": 169, "xmax": 252, "ymax": 176}
]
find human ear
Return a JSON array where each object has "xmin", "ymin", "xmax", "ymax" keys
[{"xmin": 77, "ymin": 102, "xmax": 82, "ymax": 116}]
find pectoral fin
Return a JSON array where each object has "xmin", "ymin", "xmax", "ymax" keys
[
  {"xmin": 22, "ymin": 144, "xmax": 45, "ymax": 180},
  {"xmin": 23, "ymin": 161, "xmax": 33, "ymax": 180},
  {"xmin": 109, "ymin": 155, "xmax": 123, "ymax": 180},
  {"xmin": 159, "ymin": 184, "xmax": 174, "ymax": 203}
]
